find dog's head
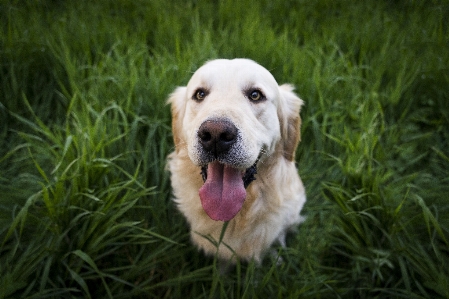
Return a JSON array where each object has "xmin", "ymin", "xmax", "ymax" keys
[{"xmin": 169, "ymin": 59, "xmax": 303, "ymax": 221}]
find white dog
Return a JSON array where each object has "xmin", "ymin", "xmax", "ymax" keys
[{"xmin": 167, "ymin": 59, "xmax": 306, "ymax": 263}]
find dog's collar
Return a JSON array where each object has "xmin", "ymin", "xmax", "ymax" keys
[{"xmin": 200, "ymin": 160, "xmax": 258, "ymax": 189}]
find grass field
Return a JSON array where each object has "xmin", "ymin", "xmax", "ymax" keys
[{"xmin": 1, "ymin": 0, "xmax": 448, "ymax": 298}]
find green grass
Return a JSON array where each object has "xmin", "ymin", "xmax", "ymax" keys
[{"xmin": 1, "ymin": 0, "xmax": 448, "ymax": 298}]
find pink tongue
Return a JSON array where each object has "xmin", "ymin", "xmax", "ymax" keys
[{"xmin": 199, "ymin": 161, "xmax": 246, "ymax": 221}]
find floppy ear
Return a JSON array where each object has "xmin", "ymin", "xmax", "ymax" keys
[
  {"xmin": 167, "ymin": 87, "xmax": 187, "ymax": 152},
  {"xmin": 277, "ymin": 84, "xmax": 304, "ymax": 161}
]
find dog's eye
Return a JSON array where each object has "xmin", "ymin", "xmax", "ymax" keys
[
  {"xmin": 193, "ymin": 89, "xmax": 207, "ymax": 101},
  {"xmin": 248, "ymin": 90, "xmax": 263, "ymax": 102}
]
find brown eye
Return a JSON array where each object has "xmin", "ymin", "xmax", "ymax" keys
[
  {"xmin": 193, "ymin": 89, "xmax": 207, "ymax": 101},
  {"xmin": 248, "ymin": 90, "xmax": 263, "ymax": 102}
]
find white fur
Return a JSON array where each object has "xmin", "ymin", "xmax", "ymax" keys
[{"xmin": 167, "ymin": 59, "xmax": 306, "ymax": 263}]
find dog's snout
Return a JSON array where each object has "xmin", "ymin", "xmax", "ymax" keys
[{"xmin": 198, "ymin": 120, "xmax": 237, "ymax": 156}]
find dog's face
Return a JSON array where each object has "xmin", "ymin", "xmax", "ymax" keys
[
  {"xmin": 169, "ymin": 59, "xmax": 303, "ymax": 221},
  {"xmin": 185, "ymin": 59, "xmax": 281, "ymax": 168}
]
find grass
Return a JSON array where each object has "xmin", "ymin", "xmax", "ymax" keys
[{"xmin": 1, "ymin": 0, "xmax": 448, "ymax": 298}]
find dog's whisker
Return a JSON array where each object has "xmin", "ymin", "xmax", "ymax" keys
[
  {"xmin": 256, "ymin": 148, "xmax": 272, "ymax": 165},
  {"xmin": 169, "ymin": 141, "xmax": 188, "ymax": 152}
]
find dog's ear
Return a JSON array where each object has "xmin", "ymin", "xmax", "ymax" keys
[
  {"xmin": 277, "ymin": 84, "xmax": 304, "ymax": 161},
  {"xmin": 167, "ymin": 87, "xmax": 187, "ymax": 152}
]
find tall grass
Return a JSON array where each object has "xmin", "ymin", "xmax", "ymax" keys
[{"xmin": 1, "ymin": 0, "xmax": 448, "ymax": 298}]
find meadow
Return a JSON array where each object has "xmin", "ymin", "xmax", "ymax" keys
[{"xmin": 1, "ymin": 0, "xmax": 448, "ymax": 298}]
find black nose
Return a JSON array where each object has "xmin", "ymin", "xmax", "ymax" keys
[{"xmin": 198, "ymin": 119, "xmax": 238, "ymax": 156}]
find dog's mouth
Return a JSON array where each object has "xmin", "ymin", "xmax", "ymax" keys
[
  {"xmin": 200, "ymin": 161, "xmax": 257, "ymax": 188},
  {"xmin": 198, "ymin": 160, "xmax": 258, "ymax": 222}
]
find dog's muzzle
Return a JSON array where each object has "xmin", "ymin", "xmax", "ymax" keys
[
  {"xmin": 197, "ymin": 118, "xmax": 258, "ymax": 188},
  {"xmin": 196, "ymin": 118, "xmax": 259, "ymax": 221}
]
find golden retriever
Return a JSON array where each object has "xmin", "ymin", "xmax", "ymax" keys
[{"xmin": 167, "ymin": 59, "xmax": 306, "ymax": 263}]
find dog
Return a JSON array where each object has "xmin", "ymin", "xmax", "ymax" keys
[{"xmin": 167, "ymin": 59, "xmax": 306, "ymax": 264}]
